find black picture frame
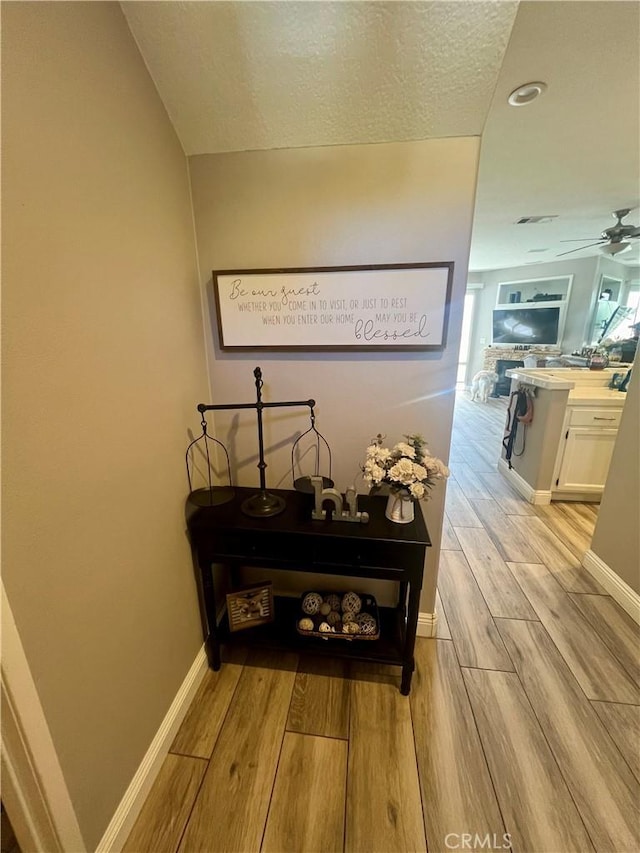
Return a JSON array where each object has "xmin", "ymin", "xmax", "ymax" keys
[{"xmin": 212, "ymin": 262, "xmax": 453, "ymax": 352}]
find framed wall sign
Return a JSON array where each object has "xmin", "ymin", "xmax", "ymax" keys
[{"xmin": 212, "ymin": 262, "xmax": 454, "ymax": 352}]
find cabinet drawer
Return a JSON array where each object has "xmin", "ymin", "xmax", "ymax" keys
[{"xmin": 568, "ymin": 407, "xmax": 622, "ymax": 428}]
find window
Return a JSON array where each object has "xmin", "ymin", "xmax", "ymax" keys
[{"xmin": 457, "ymin": 291, "xmax": 476, "ymax": 386}]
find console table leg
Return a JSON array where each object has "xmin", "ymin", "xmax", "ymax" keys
[
  {"xmin": 401, "ymin": 583, "xmax": 421, "ymax": 695},
  {"xmin": 401, "ymin": 660, "xmax": 414, "ymax": 695},
  {"xmin": 199, "ymin": 555, "xmax": 221, "ymax": 671},
  {"xmin": 206, "ymin": 636, "xmax": 221, "ymax": 671}
]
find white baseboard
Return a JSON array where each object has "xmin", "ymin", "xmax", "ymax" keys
[
  {"xmin": 582, "ymin": 549, "xmax": 640, "ymax": 625},
  {"xmin": 417, "ymin": 611, "xmax": 437, "ymax": 638},
  {"xmin": 498, "ymin": 458, "xmax": 552, "ymax": 505},
  {"xmin": 95, "ymin": 646, "xmax": 209, "ymax": 853}
]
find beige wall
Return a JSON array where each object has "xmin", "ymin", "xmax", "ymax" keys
[
  {"xmin": 189, "ymin": 138, "xmax": 480, "ymax": 612},
  {"xmin": 590, "ymin": 365, "xmax": 640, "ymax": 594},
  {"xmin": 2, "ymin": 3, "xmax": 209, "ymax": 847}
]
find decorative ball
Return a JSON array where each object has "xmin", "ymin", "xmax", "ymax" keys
[
  {"xmin": 302, "ymin": 592, "xmax": 323, "ymax": 615},
  {"xmin": 342, "ymin": 611, "xmax": 356, "ymax": 624},
  {"xmin": 342, "ymin": 592, "xmax": 362, "ymax": 614},
  {"xmin": 319, "ymin": 602, "xmax": 332, "ymax": 616},
  {"xmin": 334, "ymin": 619, "xmax": 344, "ymax": 633},
  {"xmin": 327, "ymin": 610, "xmax": 341, "ymax": 626},
  {"xmin": 344, "ymin": 621, "xmax": 360, "ymax": 634},
  {"xmin": 355, "ymin": 613, "xmax": 377, "ymax": 635},
  {"xmin": 298, "ymin": 617, "xmax": 314, "ymax": 632},
  {"xmin": 318, "ymin": 621, "xmax": 333, "ymax": 633},
  {"xmin": 325, "ymin": 594, "xmax": 341, "ymax": 611}
]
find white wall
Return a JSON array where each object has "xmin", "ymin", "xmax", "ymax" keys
[{"xmin": 189, "ymin": 138, "xmax": 481, "ymax": 612}]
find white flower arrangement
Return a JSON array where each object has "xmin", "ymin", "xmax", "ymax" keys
[{"xmin": 363, "ymin": 433, "xmax": 450, "ymax": 501}]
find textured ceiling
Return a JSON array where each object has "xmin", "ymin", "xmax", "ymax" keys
[
  {"xmin": 121, "ymin": 0, "xmax": 640, "ymax": 271},
  {"xmin": 121, "ymin": 0, "xmax": 519, "ymax": 154}
]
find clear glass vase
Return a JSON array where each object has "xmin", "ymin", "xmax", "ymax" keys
[{"xmin": 385, "ymin": 490, "xmax": 415, "ymax": 523}]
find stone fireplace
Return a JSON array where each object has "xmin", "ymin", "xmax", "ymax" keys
[{"xmin": 483, "ymin": 346, "xmax": 562, "ymax": 397}]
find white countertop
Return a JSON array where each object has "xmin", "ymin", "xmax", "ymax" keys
[
  {"xmin": 504, "ymin": 369, "xmax": 574, "ymax": 390},
  {"xmin": 505, "ymin": 367, "xmax": 628, "ymax": 408},
  {"xmin": 567, "ymin": 387, "xmax": 627, "ymax": 407}
]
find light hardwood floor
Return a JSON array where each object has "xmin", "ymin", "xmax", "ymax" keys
[{"xmin": 125, "ymin": 392, "xmax": 639, "ymax": 853}]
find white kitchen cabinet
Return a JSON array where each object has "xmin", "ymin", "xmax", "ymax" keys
[
  {"xmin": 552, "ymin": 404, "xmax": 624, "ymax": 497},
  {"xmin": 554, "ymin": 426, "xmax": 619, "ymax": 493}
]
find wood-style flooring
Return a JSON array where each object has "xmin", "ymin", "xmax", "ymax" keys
[{"xmin": 125, "ymin": 392, "xmax": 639, "ymax": 853}]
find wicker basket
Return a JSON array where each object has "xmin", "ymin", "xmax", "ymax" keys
[{"xmin": 296, "ymin": 591, "xmax": 380, "ymax": 641}]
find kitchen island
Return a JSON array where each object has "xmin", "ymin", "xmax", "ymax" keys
[{"xmin": 498, "ymin": 367, "xmax": 630, "ymax": 503}]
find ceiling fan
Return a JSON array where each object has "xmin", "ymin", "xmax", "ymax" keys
[{"xmin": 557, "ymin": 208, "xmax": 640, "ymax": 257}]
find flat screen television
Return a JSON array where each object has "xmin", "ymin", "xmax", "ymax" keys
[{"xmin": 492, "ymin": 306, "xmax": 561, "ymax": 345}]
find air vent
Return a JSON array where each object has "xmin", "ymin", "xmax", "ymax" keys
[{"xmin": 516, "ymin": 216, "xmax": 558, "ymax": 224}]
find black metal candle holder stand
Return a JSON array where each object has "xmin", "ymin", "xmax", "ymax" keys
[{"xmin": 197, "ymin": 366, "xmax": 316, "ymax": 517}]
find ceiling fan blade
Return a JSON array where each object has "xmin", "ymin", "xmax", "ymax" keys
[
  {"xmin": 557, "ymin": 241, "xmax": 606, "ymax": 257},
  {"xmin": 559, "ymin": 238, "xmax": 601, "ymax": 243}
]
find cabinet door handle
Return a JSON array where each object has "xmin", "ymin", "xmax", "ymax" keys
[{"xmin": 593, "ymin": 416, "xmax": 615, "ymax": 421}]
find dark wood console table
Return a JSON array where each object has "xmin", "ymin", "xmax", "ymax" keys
[{"xmin": 186, "ymin": 487, "xmax": 430, "ymax": 694}]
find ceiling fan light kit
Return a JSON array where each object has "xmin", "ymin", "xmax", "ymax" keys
[
  {"xmin": 557, "ymin": 208, "xmax": 640, "ymax": 257},
  {"xmin": 508, "ymin": 81, "xmax": 547, "ymax": 106},
  {"xmin": 600, "ymin": 241, "xmax": 631, "ymax": 256}
]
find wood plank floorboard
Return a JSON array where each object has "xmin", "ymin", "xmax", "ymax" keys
[
  {"xmin": 471, "ymin": 497, "xmax": 547, "ymax": 563},
  {"xmin": 507, "ymin": 562, "xmax": 639, "ymax": 703},
  {"xmin": 123, "ymin": 754, "xmax": 207, "ymax": 853},
  {"xmin": 455, "ymin": 525, "xmax": 538, "ymax": 619},
  {"xmin": 441, "ymin": 513, "xmax": 461, "ymax": 550},
  {"xmin": 591, "ymin": 701, "xmax": 640, "ymax": 783},
  {"xmin": 510, "ymin": 515, "xmax": 603, "ymax": 593},
  {"xmin": 346, "ymin": 677, "xmax": 426, "ymax": 852},
  {"xmin": 463, "ymin": 668, "xmax": 594, "ymax": 852},
  {"xmin": 262, "ymin": 732, "xmax": 347, "ymax": 853},
  {"xmin": 455, "ymin": 444, "xmax": 497, "ymax": 473},
  {"xmin": 568, "ymin": 593, "xmax": 640, "ymax": 688},
  {"xmin": 497, "ymin": 618, "xmax": 640, "ymax": 852},
  {"xmin": 170, "ymin": 648, "xmax": 246, "ymax": 759},
  {"xmin": 411, "ymin": 640, "xmax": 505, "ymax": 851},
  {"xmin": 286, "ymin": 656, "xmax": 350, "ymax": 739},
  {"xmin": 437, "ymin": 550, "xmax": 513, "ymax": 671},
  {"xmin": 557, "ymin": 500, "xmax": 599, "ymax": 535},
  {"xmin": 178, "ymin": 650, "xmax": 298, "ymax": 853},
  {"xmin": 532, "ymin": 503, "xmax": 593, "ymax": 560},
  {"xmin": 448, "ymin": 462, "xmax": 492, "ymax": 500},
  {"xmin": 477, "ymin": 471, "xmax": 536, "ymax": 516},
  {"xmin": 444, "ymin": 480, "xmax": 483, "ymax": 528}
]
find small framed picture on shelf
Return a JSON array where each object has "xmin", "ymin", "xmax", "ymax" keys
[{"xmin": 226, "ymin": 582, "xmax": 274, "ymax": 632}]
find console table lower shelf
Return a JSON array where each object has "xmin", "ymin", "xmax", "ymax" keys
[
  {"xmin": 221, "ymin": 595, "xmax": 407, "ymax": 665},
  {"xmin": 186, "ymin": 487, "xmax": 430, "ymax": 695}
]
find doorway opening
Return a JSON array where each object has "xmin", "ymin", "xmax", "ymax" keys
[{"xmin": 456, "ymin": 291, "xmax": 476, "ymax": 388}]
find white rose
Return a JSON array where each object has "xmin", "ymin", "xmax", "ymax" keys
[
  {"xmin": 364, "ymin": 460, "xmax": 385, "ymax": 484},
  {"xmin": 412, "ymin": 463, "xmax": 427, "ymax": 481},
  {"xmin": 393, "ymin": 442, "xmax": 416, "ymax": 459},
  {"xmin": 389, "ymin": 458, "xmax": 415, "ymax": 485},
  {"xmin": 409, "ymin": 482, "xmax": 426, "ymax": 499}
]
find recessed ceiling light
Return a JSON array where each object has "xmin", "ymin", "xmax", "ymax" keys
[{"xmin": 508, "ymin": 82, "xmax": 547, "ymax": 107}]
